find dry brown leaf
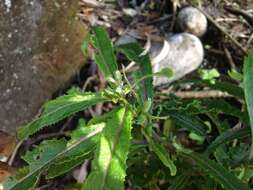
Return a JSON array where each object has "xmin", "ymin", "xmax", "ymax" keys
[
  {"xmin": 0, "ymin": 161, "xmax": 15, "ymax": 182},
  {"xmin": 0, "ymin": 131, "xmax": 16, "ymax": 157}
]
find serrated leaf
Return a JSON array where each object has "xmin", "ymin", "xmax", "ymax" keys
[
  {"xmin": 244, "ymin": 53, "xmax": 253, "ymax": 158},
  {"xmin": 91, "ymin": 26, "xmax": 118, "ymax": 78},
  {"xmin": 116, "ymin": 43, "xmax": 153, "ymax": 107},
  {"xmin": 180, "ymin": 152, "xmax": 251, "ymax": 190},
  {"xmin": 82, "ymin": 107, "xmax": 133, "ymax": 190},
  {"xmin": 4, "ymin": 125, "xmax": 104, "ymax": 190},
  {"xmin": 168, "ymin": 111, "xmax": 207, "ymax": 136},
  {"xmin": 18, "ymin": 91, "xmax": 107, "ymax": 140},
  {"xmin": 3, "ymin": 139, "xmax": 67, "ymax": 190},
  {"xmin": 206, "ymin": 127, "xmax": 251, "ymax": 155},
  {"xmin": 47, "ymin": 123, "xmax": 105, "ymax": 179},
  {"xmin": 203, "ymin": 99, "xmax": 249, "ymax": 125}
]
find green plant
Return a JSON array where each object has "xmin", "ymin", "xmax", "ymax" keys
[{"xmin": 3, "ymin": 26, "xmax": 253, "ymax": 190}]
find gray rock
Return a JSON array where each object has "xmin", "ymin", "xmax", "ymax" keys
[
  {"xmin": 177, "ymin": 7, "xmax": 207, "ymax": 37},
  {"xmin": 0, "ymin": 0, "xmax": 87, "ymax": 135},
  {"xmin": 150, "ymin": 33, "xmax": 204, "ymax": 86}
]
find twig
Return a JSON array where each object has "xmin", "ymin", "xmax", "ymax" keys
[
  {"xmin": 8, "ymin": 140, "xmax": 24, "ymax": 166},
  {"xmin": 82, "ymin": 75, "xmax": 97, "ymax": 91},
  {"xmin": 27, "ymin": 132, "xmax": 67, "ymax": 146},
  {"xmin": 224, "ymin": 47, "xmax": 236, "ymax": 70},
  {"xmin": 224, "ymin": 6, "xmax": 253, "ymax": 26},
  {"xmin": 157, "ymin": 90, "xmax": 233, "ymax": 99},
  {"xmin": 246, "ymin": 33, "xmax": 253, "ymax": 50},
  {"xmin": 75, "ymin": 160, "xmax": 89, "ymax": 183}
]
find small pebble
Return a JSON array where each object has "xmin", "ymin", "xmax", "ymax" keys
[{"xmin": 177, "ymin": 7, "xmax": 208, "ymax": 37}]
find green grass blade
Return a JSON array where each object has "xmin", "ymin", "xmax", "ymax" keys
[
  {"xmin": 206, "ymin": 127, "xmax": 251, "ymax": 154},
  {"xmin": 18, "ymin": 91, "xmax": 107, "ymax": 140},
  {"xmin": 243, "ymin": 53, "xmax": 253, "ymax": 158},
  {"xmin": 116, "ymin": 43, "xmax": 154, "ymax": 107},
  {"xmin": 180, "ymin": 152, "xmax": 251, "ymax": 190},
  {"xmin": 82, "ymin": 107, "xmax": 133, "ymax": 190},
  {"xmin": 91, "ymin": 26, "xmax": 118, "ymax": 78},
  {"xmin": 4, "ymin": 124, "xmax": 104, "ymax": 190}
]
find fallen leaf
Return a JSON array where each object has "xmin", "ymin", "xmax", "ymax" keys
[
  {"xmin": 0, "ymin": 161, "xmax": 15, "ymax": 182},
  {"xmin": 0, "ymin": 131, "xmax": 16, "ymax": 157}
]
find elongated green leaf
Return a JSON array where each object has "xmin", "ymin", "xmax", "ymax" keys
[
  {"xmin": 47, "ymin": 123, "xmax": 105, "ymax": 179},
  {"xmin": 167, "ymin": 173, "xmax": 191, "ymax": 190},
  {"xmin": 243, "ymin": 53, "xmax": 253, "ymax": 158},
  {"xmin": 116, "ymin": 43, "xmax": 154, "ymax": 107},
  {"xmin": 168, "ymin": 111, "xmax": 207, "ymax": 136},
  {"xmin": 91, "ymin": 26, "xmax": 118, "ymax": 78},
  {"xmin": 206, "ymin": 127, "xmax": 251, "ymax": 154},
  {"xmin": 4, "ymin": 124, "xmax": 104, "ymax": 190},
  {"xmin": 82, "ymin": 107, "xmax": 133, "ymax": 190},
  {"xmin": 180, "ymin": 152, "xmax": 251, "ymax": 190},
  {"xmin": 18, "ymin": 91, "xmax": 107, "ymax": 140},
  {"xmin": 150, "ymin": 141, "xmax": 177, "ymax": 176}
]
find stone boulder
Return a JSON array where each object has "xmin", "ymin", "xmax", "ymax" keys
[{"xmin": 0, "ymin": 0, "xmax": 87, "ymax": 135}]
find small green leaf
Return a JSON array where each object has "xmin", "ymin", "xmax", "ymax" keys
[
  {"xmin": 199, "ymin": 69, "xmax": 220, "ymax": 82},
  {"xmin": 228, "ymin": 69, "xmax": 243, "ymax": 81},
  {"xmin": 18, "ymin": 91, "xmax": 107, "ymax": 140},
  {"xmin": 82, "ymin": 107, "xmax": 133, "ymax": 190},
  {"xmin": 243, "ymin": 53, "xmax": 253, "ymax": 158},
  {"xmin": 116, "ymin": 43, "xmax": 154, "ymax": 107},
  {"xmin": 154, "ymin": 68, "xmax": 174, "ymax": 79},
  {"xmin": 180, "ymin": 152, "xmax": 251, "ymax": 190},
  {"xmin": 91, "ymin": 26, "xmax": 118, "ymax": 78}
]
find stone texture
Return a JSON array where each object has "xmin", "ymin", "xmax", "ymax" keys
[
  {"xmin": 177, "ymin": 7, "xmax": 207, "ymax": 37},
  {"xmin": 150, "ymin": 33, "xmax": 204, "ymax": 86},
  {"xmin": 0, "ymin": 0, "xmax": 87, "ymax": 135}
]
